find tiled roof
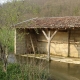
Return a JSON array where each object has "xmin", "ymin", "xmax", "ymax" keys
[{"xmin": 13, "ymin": 16, "xmax": 80, "ymax": 29}]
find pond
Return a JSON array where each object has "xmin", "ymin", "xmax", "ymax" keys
[
  {"xmin": 8, "ymin": 54, "xmax": 80, "ymax": 80},
  {"xmin": 49, "ymin": 61, "xmax": 80, "ymax": 80}
]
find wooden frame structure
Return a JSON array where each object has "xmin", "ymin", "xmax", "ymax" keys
[
  {"xmin": 13, "ymin": 16, "xmax": 80, "ymax": 61},
  {"xmin": 42, "ymin": 29, "xmax": 58, "ymax": 61}
]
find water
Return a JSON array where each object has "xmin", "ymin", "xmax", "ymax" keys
[
  {"xmin": 49, "ymin": 61, "xmax": 80, "ymax": 80},
  {"xmin": 8, "ymin": 54, "xmax": 17, "ymax": 63},
  {"xmin": 8, "ymin": 54, "xmax": 80, "ymax": 80}
]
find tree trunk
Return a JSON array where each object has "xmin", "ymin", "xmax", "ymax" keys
[{"xmin": 3, "ymin": 46, "xmax": 8, "ymax": 72}]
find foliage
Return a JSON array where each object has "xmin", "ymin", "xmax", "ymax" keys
[
  {"xmin": 0, "ymin": 63, "xmax": 49, "ymax": 80},
  {"xmin": 0, "ymin": 27, "xmax": 14, "ymax": 52},
  {"xmin": 0, "ymin": 0, "xmax": 80, "ymax": 25}
]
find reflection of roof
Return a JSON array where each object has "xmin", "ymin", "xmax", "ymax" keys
[{"xmin": 13, "ymin": 16, "xmax": 80, "ymax": 29}]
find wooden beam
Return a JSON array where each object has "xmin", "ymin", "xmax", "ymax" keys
[
  {"xmin": 37, "ymin": 40, "xmax": 48, "ymax": 42},
  {"xmin": 42, "ymin": 30, "xmax": 48, "ymax": 40},
  {"xmin": 48, "ymin": 30, "xmax": 57, "ymax": 61},
  {"xmin": 30, "ymin": 33, "xmax": 36, "ymax": 55},
  {"xmin": 68, "ymin": 30, "xmax": 70, "ymax": 57},
  {"xmin": 42, "ymin": 29, "xmax": 58, "ymax": 61},
  {"xmin": 50, "ymin": 30, "xmax": 58, "ymax": 40},
  {"xmin": 47, "ymin": 31, "xmax": 51, "ymax": 61}
]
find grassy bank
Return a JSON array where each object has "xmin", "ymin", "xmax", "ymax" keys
[{"xmin": 0, "ymin": 62, "xmax": 49, "ymax": 80}]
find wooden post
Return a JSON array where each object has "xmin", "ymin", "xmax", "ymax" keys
[
  {"xmin": 68, "ymin": 30, "xmax": 70, "ymax": 57},
  {"xmin": 47, "ymin": 31, "xmax": 51, "ymax": 61},
  {"xmin": 42, "ymin": 29, "xmax": 58, "ymax": 61},
  {"xmin": 30, "ymin": 33, "xmax": 36, "ymax": 56}
]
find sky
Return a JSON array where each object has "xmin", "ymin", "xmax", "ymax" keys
[
  {"xmin": 0, "ymin": 0, "xmax": 11, "ymax": 4},
  {"xmin": 0, "ymin": 0, "xmax": 7, "ymax": 4}
]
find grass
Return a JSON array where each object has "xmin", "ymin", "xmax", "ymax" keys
[{"xmin": 0, "ymin": 61, "xmax": 49, "ymax": 80}]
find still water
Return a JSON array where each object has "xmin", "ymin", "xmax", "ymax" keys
[
  {"xmin": 49, "ymin": 61, "xmax": 80, "ymax": 80},
  {"xmin": 8, "ymin": 54, "xmax": 80, "ymax": 80}
]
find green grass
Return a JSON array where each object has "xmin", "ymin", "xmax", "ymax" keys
[{"xmin": 0, "ymin": 62, "xmax": 49, "ymax": 80}]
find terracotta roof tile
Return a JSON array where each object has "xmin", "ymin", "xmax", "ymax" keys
[{"xmin": 14, "ymin": 16, "xmax": 80, "ymax": 29}]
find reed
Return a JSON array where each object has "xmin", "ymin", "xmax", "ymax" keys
[{"xmin": 0, "ymin": 60, "xmax": 49, "ymax": 80}]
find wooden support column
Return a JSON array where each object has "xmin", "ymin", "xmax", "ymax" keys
[
  {"xmin": 42, "ymin": 29, "xmax": 58, "ymax": 61},
  {"xmin": 68, "ymin": 30, "xmax": 70, "ymax": 57},
  {"xmin": 48, "ymin": 31, "xmax": 51, "ymax": 61},
  {"xmin": 30, "ymin": 33, "xmax": 36, "ymax": 56}
]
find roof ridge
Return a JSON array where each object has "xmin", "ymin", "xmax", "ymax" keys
[{"xmin": 13, "ymin": 17, "xmax": 38, "ymax": 26}]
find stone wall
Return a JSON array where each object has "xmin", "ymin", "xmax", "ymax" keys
[
  {"xmin": 70, "ymin": 29, "xmax": 80, "ymax": 57},
  {"xmin": 16, "ymin": 29, "xmax": 37, "ymax": 54},
  {"xmin": 16, "ymin": 28, "xmax": 27, "ymax": 54},
  {"xmin": 37, "ymin": 30, "xmax": 68, "ymax": 57},
  {"xmin": 36, "ymin": 29, "xmax": 80, "ymax": 57}
]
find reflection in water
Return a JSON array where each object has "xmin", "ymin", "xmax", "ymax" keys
[
  {"xmin": 9, "ymin": 55, "xmax": 80, "ymax": 80},
  {"xmin": 49, "ymin": 61, "xmax": 80, "ymax": 80},
  {"xmin": 8, "ymin": 54, "xmax": 17, "ymax": 63}
]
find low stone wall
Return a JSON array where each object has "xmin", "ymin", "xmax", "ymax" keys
[
  {"xmin": 37, "ymin": 30, "xmax": 68, "ymax": 57},
  {"xmin": 70, "ymin": 29, "xmax": 80, "ymax": 57}
]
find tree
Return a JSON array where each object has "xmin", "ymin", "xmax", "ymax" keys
[{"xmin": 0, "ymin": 27, "xmax": 14, "ymax": 71}]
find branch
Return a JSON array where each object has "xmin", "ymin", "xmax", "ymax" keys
[
  {"xmin": 50, "ymin": 30, "xmax": 58, "ymax": 40},
  {"xmin": 42, "ymin": 30, "xmax": 48, "ymax": 40}
]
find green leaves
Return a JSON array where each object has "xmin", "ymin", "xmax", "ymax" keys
[{"xmin": 0, "ymin": 27, "xmax": 14, "ymax": 52}]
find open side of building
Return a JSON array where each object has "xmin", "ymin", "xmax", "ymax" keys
[{"xmin": 13, "ymin": 16, "xmax": 80, "ymax": 61}]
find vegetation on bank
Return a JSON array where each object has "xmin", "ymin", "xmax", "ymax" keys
[{"xmin": 0, "ymin": 62, "xmax": 49, "ymax": 80}]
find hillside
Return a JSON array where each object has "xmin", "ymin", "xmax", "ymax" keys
[{"xmin": 0, "ymin": 0, "xmax": 80, "ymax": 26}]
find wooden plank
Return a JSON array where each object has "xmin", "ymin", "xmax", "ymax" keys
[{"xmin": 68, "ymin": 30, "xmax": 70, "ymax": 57}]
